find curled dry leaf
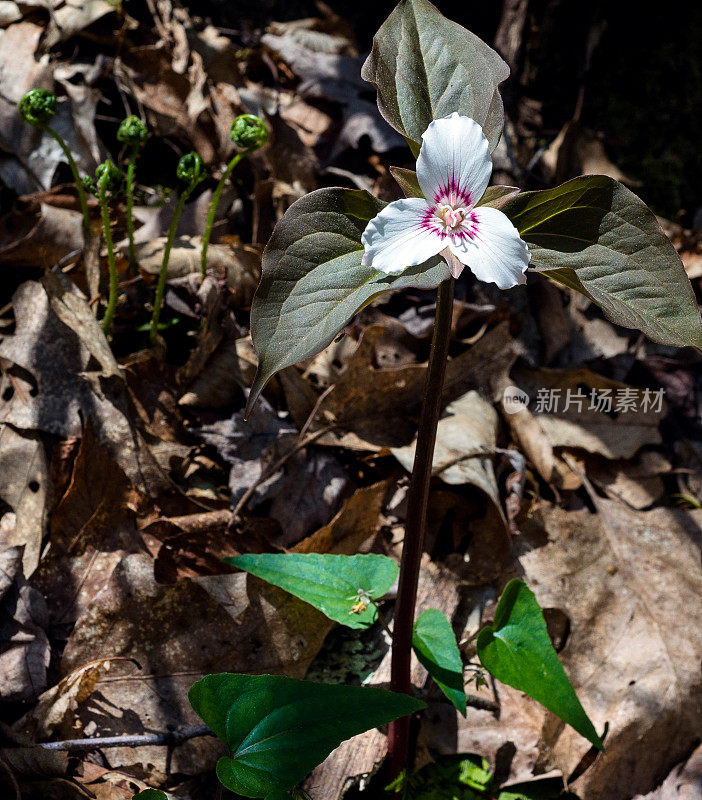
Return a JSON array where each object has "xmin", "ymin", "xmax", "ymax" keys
[
  {"xmin": 292, "ymin": 480, "xmax": 389, "ymax": 556},
  {"xmin": 583, "ymin": 449, "xmax": 670, "ymax": 509},
  {"xmin": 13, "ymin": 658, "xmax": 116, "ymax": 741},
  {"xmin": 43, "ymin": 0, "xmax": 117, "ymax": 48}
]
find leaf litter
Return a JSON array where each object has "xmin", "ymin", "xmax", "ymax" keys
[{"xmin": 0, "ymin": 2, "xmax": 699, "ymax": 799}]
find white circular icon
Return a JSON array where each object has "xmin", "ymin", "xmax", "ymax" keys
[{"xmin": 502, "ymin": 385, "xmax": 529, "ymax": 414}]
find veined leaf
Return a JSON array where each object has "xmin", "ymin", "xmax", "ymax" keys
[
  {"xmin": 361, "ymin": 0, "xmax": 509, "ymax": 154},
  {"xmin": 477, "ymin": 579, "xmax": 603, "ymax": 750},
  {"xmin": 413, "ymin": 609, "xmax": 466, "ymax": 716},
  {"xmin": 188, "ymin": 673, "xmax": 425, "ymax": 799},
  {"xmin": 226, "ymin": 552, "xmax": 398, "ymax": 629},
  {"xmin": 503, "ymin": 175, "xmax": 702, "ymax": 350},
  {"xmin": 246, "ymin": 187, "xmax": 449, "ymax": 416}
]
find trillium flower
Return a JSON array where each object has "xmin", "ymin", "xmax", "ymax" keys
[{"xmin": 361, "ymin": 113, "xmax": 530, "ymax": 289}]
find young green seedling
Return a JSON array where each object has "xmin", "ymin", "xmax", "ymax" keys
[
  {"xmin": 150, "ymin": 152, "xmax": 206, "ymax": 344},
  {"xmin": 117, "ymin": 115, "xmax": 148, "ymax": 272},
  {"xmin": 19, "ymin": 89, "xmax": 92, "ymax": 238},
  {"xmin": 94, "ymin": 160, "xmax": 123, "ymax": 334},
  {"xmin": 200, "ymin": 113, "xmax": 268, "ymax": 278}
]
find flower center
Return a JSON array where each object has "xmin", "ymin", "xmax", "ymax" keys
[{"xmin": 437, "ymin": 203, "xmax": 468, "ymax": 231}]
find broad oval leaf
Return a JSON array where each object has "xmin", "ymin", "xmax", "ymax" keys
[
  {"xmin": 477, "ymin": 579, "xmax": 603, "ymax": 750},
  {"xmin": 133, "ymin": 792, "xmax": 167, "ymax": 800},
  {"xmin": 413, "ymin": 609, "xmax": 466, "ymax": 716},
  {"xmin": 503, "ymin": 175, "xmax": 702, "ymax": 350},
  {"xmin": 247, "ymin": 187, "xmax": 449, "ymax": 415},
  {"xmin": 188, "ymin": 673, "xmax": 425, "ymax": 799},
  {"xmin": 361, "ymin": 0, "xmax": 509, "ymax": 154},
  {"xmin": 226, "ymin": 552, "xmax": 398, "ymax": 629}
]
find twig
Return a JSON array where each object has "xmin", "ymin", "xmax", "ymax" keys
[
  {"xmin": 36, "ymin": 725, "xmax": 213, "ymax": 752},
  {"xmin": 370, "ymin": 600, "xmax": 393, "ymax": 639},
  {"xmin": 298, "ymin": 383, "xmax": 336, "ymax": 439},
  {"xmin": 231, "ymin": 424, "xmax": 336, "ymax": 520},
  {"xmin": 465, "ymin": 693, "xmax": 499, "ymax": 713}
]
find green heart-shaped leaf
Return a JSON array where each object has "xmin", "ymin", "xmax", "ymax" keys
[
  {"xmin": 188, "ymin": 673, "xmax": 425, "ymax": 799},
  {"xmin": 361, "ymin": 0, "xmax": 509, "ymax": 155},
  {"xmin": 477, "ymin": 580, "xmax": 603, "ymax": 750},
  {"xmin": 226, "ymin": 553, "xmax": 398, "ymax": 629},
  {"xmin": 246, "ymin": 187, "xmax": 449, "ymax": 415},
  {"xmin": 503, "ymin": 175, "xmax": 702, "ymax": 350},
  {"xmin": 413, "ymin": 609, "xmax": 466, "ymax": 716},
  {"xmin": 132, "ymin": 791, "xmax": 168, "ymax": 800}
]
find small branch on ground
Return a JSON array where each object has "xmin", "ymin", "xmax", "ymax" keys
[{"xmin": 35, "ymin": 725, "xmax": 213, "ymax": 752}]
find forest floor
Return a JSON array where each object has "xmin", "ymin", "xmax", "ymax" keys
[{"xmin": 0, "ymin": 1, "xmax": 700, "ymax": 799}]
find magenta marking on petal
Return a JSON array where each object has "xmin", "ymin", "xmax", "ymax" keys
[
  {"xmin": 419, "ymin": 207, "xmax": 448, "ymax": 239},
  {"xmin": 433, "ymin": 176, "xmax": 472, "ymax": 208}
]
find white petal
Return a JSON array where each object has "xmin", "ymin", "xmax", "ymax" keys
[
  {"xmin": 361, "ymin": 198, "xmax": 445, "ymax": 274},
  {"xmin": 416, "ymin": 114, "xmax": 492, "ymax": 208},
  {"xmin": 447, "ymin": 206, "xmax": 530, "ymax": 289}
]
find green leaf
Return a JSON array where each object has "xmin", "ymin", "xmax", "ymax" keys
[
  {"xmin": 188, "ymin": 673, "xmax": 425, "ymax": 799},
  {"xmin": 226, "ymin": 552, "xmax": 398, "ymax": 629},
  {"xmin": 389, "ymin": 166, "xmax": 423, "ymax": 198},
  {"xmin": 503, "ymin": 176, "xmax": 702, "ymax": 349},
  {"xmin": 361, "ymin": 0, "xmax": 509, "ymax": 154},
  {"xmin": 413, "ymin": 609, "xmax": 466, "ymax": 716},
  {"xmin": 477, "ymin": 580, "xmax": 603, "ymax": 750},
  {"xmin": 132, "ymin": 791, "xmax": 168, "ymax": 800},
  {"xmin": 476, "ymin": 185, "xmax": 521, "ymax": 210},
  {"xmin": 246, "ymin": 187, "xmax": 449, "ymax": 415}
]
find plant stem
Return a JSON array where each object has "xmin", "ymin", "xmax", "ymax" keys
[
  {"xmin": 99, "ymin": 177, "xmax": 119, "ymax": 335},
  {"xmin": 201, "ymin": 151, "xmax": 246, "ymax": 278},
  {"xmin": 387, "ymin": 276, "xmax": 454, "ymax": 778},
  {"xmin": 125, "ymin": 145, "xmax": 139, "ymax": 272},
  {"xmin": 45, "ymin": 126, "xmax": 91, "ymax": 239},
  {"xmin": 150, "ymin": 189, "xmax": 189, "ymax": 343}
]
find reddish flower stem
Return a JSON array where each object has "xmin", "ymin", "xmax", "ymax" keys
[{"xmin": 388, "ymin": 276, "xmax": 455, "ymax": 777}]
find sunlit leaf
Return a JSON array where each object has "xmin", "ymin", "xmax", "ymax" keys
[
  {"xmin": 226, "ymin": 552, "xmax": 398, "ymax": 629},
  {"xmin": 189, "ymin": 673, "xmax": 425, "ymax": 799},
  {"xmin": 477, "ymin": 580, "xmax": 603, "ymax": 750},
  {"xmin": 413, "ymin": 609, "xmax": 466, "ymax": 716}
]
